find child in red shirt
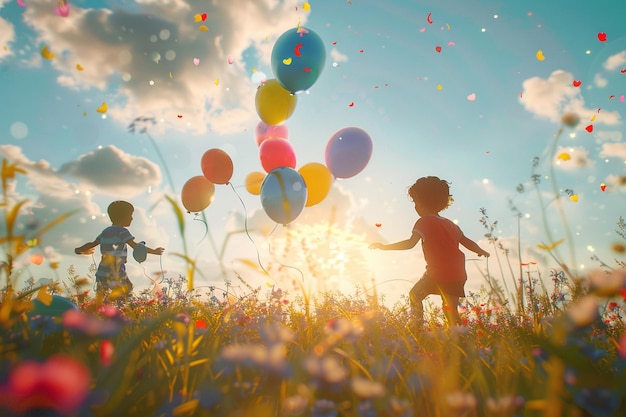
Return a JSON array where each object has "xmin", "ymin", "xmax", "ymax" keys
[{"xmin": 370, "ymin": 176, "xmax": 489, "ymax": 327}]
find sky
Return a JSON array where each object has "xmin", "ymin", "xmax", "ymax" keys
[{"xmin": 1, "ymin": 0, "xmax": 626, "ymax": 306}]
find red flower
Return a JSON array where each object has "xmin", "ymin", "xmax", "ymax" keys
[{"xmin": 0, "ymin": 355, "xmax": 91, "ymax": 414}]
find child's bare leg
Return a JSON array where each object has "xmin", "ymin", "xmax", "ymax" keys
[
  {"xmin": 409, "ymin": 282, "xmax": 428, "ymax": 327},
  {"xmin": 441, "ymin": 293, "xmax": 461, "ymax": 326}
]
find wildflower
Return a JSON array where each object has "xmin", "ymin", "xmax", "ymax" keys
[
  {"xmin": 589, "ymin": 269, "xmax": 626, "ymax": 297},
  {"xmin": 619, "ymin": 332, "xmax": 626, "ymax": 359},
  {"xmin": 385, "ymin": 397, "xmax": 413, "ymax": 417},
  {"xmin": 0, "ymin": 355, "xmax": 91, "ymax": 415},
  {"xmin": 574, "ymin": 387, "xmax": 620, "ymax": 417},
  {"xmin": 486, "ymin": 395, "xmax": 525, "ymax": 416},
  {"xmin": 357, "ymin": 400, "xmax": 376, "ymax": 417},
  {"xmin": 304, "ymin": 354, "xmax": 348, "ymax": 385},
  {"xmin": 62, "ymin": 309, "xmax": 121, "ymax": 336},
  {"xmin": 566, "ymin": 295, "xmax": 599, "ymax": 327},
  {"xmin": 259, "ymin": 321, "xmax": 294, "ymax": 345},
  {"xmin": 445, "ymin": 390, "xmax": 477, "ymax": 414},
  {"xmin": 100, "ymin": 339, "xmax": 115, "ymax": 366},
  {"xmin": 351, "ymin": 377, "xmax": 386, "ymax": 399},
  {"xmin": 282, "ymin": 394, "xmax": 308, "ymax": 416},
  {"xmin": 561, "ymin": 112, "xmax": 580, "ymax": 128},
  {"xmin": 311, "ymin": 399, "xmax": 338, "ymax": 417}
]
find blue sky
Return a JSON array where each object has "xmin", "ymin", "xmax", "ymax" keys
[{"xmin": 1, "ymin": 0, "xmax": 626, "ymax": 304}]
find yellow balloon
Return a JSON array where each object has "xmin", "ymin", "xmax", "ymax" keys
[
  {"xmin": 298, "ymin": 162, "xmax": 332, "ymax": 207},
  {"xmin": 181, "ymin": 176, "xmax": 215, "ymax": 213},
  {"xmin": 245, "ymin": 171, "xmax": 265, "ymax": 195},
  {"xmin": 255, "ymin": 79, "xmax": 297, "ymax": 126}
]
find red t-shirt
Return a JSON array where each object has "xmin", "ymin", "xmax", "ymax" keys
[{"xmin": 413, "ymin": 215, "xmax": 466, "ymax": 283}]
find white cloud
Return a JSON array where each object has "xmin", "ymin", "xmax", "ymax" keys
[
  {"xmin": 595, "ymin": 130, "xmax": 623, "ymax": 143},
  {"xmin": 59, "ymin": 145, "xmax": 162, "ymax": 197},
  {"xmin": 0, "ymin": 1, "xmax": 15, "ymax": 61},
  {"xmin": 330, "ymin": 48, "xmax": 348, "ymax": 64},
  {"xmin": 520, "ymin": 70, "xmax": 621, "ymax": 126},
  {"xmin": 593, "ymin": 72, "xmax": 608, "ymax": 88},
  {"xmin": 554, "ymin": 146, "xmax": 594, "ymax": 171},
  {"xmin": 19, "ymin": 0, "xmax": 310, "ymax": 135},
  {"xmin": 600, "ymin": 142, "xmax": 626, "ymax": 160},
  {"xmin": 603, "ymin": 51, "xmax": 626, "ymax": 71}
]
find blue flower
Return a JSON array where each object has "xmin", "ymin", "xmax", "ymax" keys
[{"xmin": 574, "ymin": 387, "xmax": 620, "ymax": 417}]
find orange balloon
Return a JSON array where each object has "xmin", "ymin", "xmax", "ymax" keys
[
  {"xmin": 245, "ymin": 171, "xmax": 265, "ymax": 195},
  {"xmin": 181, "ymin": 176, "xmax": 215, "ymax": 213},
  {"xmin": 201, "ymin": 148, "xmax": 233, "ymax": 185},
  {"xmin": 298, "ymin": 162, "xmax": 333, "ymax": 206}
]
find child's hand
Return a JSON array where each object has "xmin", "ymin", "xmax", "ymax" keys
[
  {"xmin": 75, "ymin": 247, "xmax": 94, "ymax": 255},
  {"xmin": 369, "ymin": 242, "xmax": 384, "ymax": 250},
  {"xmin": 477, "ymin": 249, "xmax": 490, "ymax": 257},
  {"xmin": 153, "ymin": 247, "xmax": 165, "ymax": 255}
]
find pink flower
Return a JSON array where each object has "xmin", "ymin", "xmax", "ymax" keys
[
  {"xmin": 54, "ymin": 0, "xmax": 70, "ymax": 17},
  {"xmin": 0, "ymin": 355, "xmax": 91, "ymax": 414},
  {"xmin": 100, "ymin": 340, "xmax": 115, "ymax": 366}
]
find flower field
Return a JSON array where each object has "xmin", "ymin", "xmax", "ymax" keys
[{"xmin": 2, "ymin": 155, "xmax": 626, "ymax": 417}]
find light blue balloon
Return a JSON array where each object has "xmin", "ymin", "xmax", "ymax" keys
[
  {"xmin": 271, "ymin": 27, "xmax": 326, "ymax": 93},
  {"xmin": 324, "ymin": 127, "xmax": 373, "ymax": 179},
  {"xmin": 260, "ymin": 167, "xmax": 307, "ymax": 225},
  {"xmin": 133, "ymin": 241, "xmax": 147, "ymax": 263}
]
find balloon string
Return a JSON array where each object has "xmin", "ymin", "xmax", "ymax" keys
[
  {"xmin": 266, "ymin": 226, "xmax": 306, "ymax": 283},
  {"xmin": 229, "ymin": 182, "xmax": 270, "ymax": 275},
  {"xmin": 193, "ymin": 212, "xmax": 210, "ymax": 244}
]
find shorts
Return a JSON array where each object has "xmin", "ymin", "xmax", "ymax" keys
[{"xmin": 410, "ymin": 273, "xmax": 466, "ymax": 299}]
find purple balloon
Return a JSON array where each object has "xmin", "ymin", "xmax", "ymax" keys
[{"xmin": 324, "ymin": 127, "xmax": 373, "ymax": 179}]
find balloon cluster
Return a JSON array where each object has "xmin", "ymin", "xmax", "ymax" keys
[
  {"xmin": 181, "ymin": 148, "xmax": 233, "ymax": 213},
  {"xmin": 181, "ymin": 27, "xmax": 373, "ymax": 225}
]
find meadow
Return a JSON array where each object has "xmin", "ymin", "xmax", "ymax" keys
[{"xmin": 1, "ymin": 137, "xmax": 626, "ymax": 417}]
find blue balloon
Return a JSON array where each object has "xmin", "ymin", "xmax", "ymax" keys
[
  {"xmin": 271, "ymin": 27, "xmax": 326, "ymax": 93},
  {"xmin": 29, "ymin": 295, "xmax": 79, "ymax": 318},
  {"xmin": 133, "ymin": 241, "xmax": 147, "ymax": 263},
  {"xmin": 260, "ymin": 167, "xmax": 307, "ymax": 225},
  {"xmin": 325, "ymin": 127, "xmax": 373, "ymax": 179}
]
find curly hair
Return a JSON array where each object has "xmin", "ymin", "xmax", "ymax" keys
[
  {"xmin": 107, "ymin": 200, "xmax": 134, "ymax": 223},
  {"xmin": 407, "ymin": 176, "xmax": 453, "ymax": 212}
]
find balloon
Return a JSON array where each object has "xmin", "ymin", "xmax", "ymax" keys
[
  {"xmin": 255, "ymin": 79, "xmax": 297, "ymax": 126},
  {"xmin": 28, "ymin": 295, "xmax": 79, "ymax": 318},
  {"xmin": 255, "ymin": 121, "xmax": 289, "ymax": 147},
  {"xmin": 260, "ymin": 167, "xmax": 307, "ymax": 225},
  {"xmin": 133, "ymin": 241, "xmax": 147, "ymax": 263},
  {"xmin": 271, "ymin": 27, "xmax": 326, "ymax": 93},
  {"xmin": 298, "ymin": 162, "xmax": 333, "ymax": 207},
  {"xmin": 259, "ymin": 138, "xmax": 296, "ymax": 173},
  {"xmin": 181, "ymin": 176, "xmax": 215, "ymax": 213},
  {"xmin": 201, "ymin": 148, "xmax": 233, "ymax": 185},
  {"xmin": 324, "ymin": 127, "xmax": 373, "ymax": 179},
  {"xmin": 245, "ymin": 171, "xmax": 266, "ymax": 195}
]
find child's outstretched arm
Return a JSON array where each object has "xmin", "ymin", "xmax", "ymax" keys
[
  {"xmin": 75, "ymin": 240, "xmax": 99, "ymax": 255},
  {"xmin": 370, "ymin": 232, "xmax": 421, "ymax": 250},
  {"xmin": 127, "ymin": 239, "xmax": 165, "ymax": 255},
  {"xmin": 460, "ymin": 235, "xmax": 490, "ymax": 257}
]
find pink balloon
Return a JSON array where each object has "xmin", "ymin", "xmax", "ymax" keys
[
  {"xmin": 259, "ymin": 138, "xmax": 296, "ymax": 173},
  {"xmin": 255, "ymin": 121, "xmax": 289, "ymax": 147}
]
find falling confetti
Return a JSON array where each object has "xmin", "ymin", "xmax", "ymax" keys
[
  {"xmin": 215, "ymin": 79, "xmax": 219, "ymax": 86},
  {"xmin": 40, "ymin": 45, "xmax": 55, "ymax": 60},
  {"xmin": 572, "ymin": 80, "xmax": 582, "ymax": 87},
  {"xmin": 303, "ymin": 2, "xmax": 311, "ymax": 11},
  {"xmin": 96, "ymin": 103, "xmax": 107, "ymax": 113},
  {"xmin": 17, "ymin": 0, "xmax": 26, "ymax": 7},
  {"xmin": 621, "ymin": 95, "xmax": 625, "ymax": 102},
  {"xmin": 427, "ymin": 12, "xmax": 433, "ymax": 24},
  {"xmin": 569, "ymin": 194, "xmax": 579, "ymax": 202},
  {"xmin": 536, "ymin": 50, "xmax": 545, "ymax": 61},
  {"xmin": 194, "ymin": 13, "xmax": 207, "ymax": 22},
  {"xmin": 227, "ymin": 56, "xmax": 234, "ymax": 64},
  {"xmin": 294, "ymin": 43, "xmax": 303, "ymax": 56},
  {"xmin": 348, "ymin": 102, "xmax": 354, "ymax": 107},
  {"xmin": 375, "ymin": 223, "xmax": 382, "ymax": 227},
  {"xmin": 435, "ymin": 45, "xmax": 442, "ymax": 53},
  {"xmin": 601, "ymin": 183, "xmax": 606, "ymax": 191},
  {"xmin": 597, "ymin": 32, "xmax": 607, "ymax": 42},
  {"xmin": 437, "ymin": 84, "xmax": 443, "ymax": 90},
  {"xmin": 467, "ymin": 93, "xmax": 476, "ymax": 101},
  {"xmin": 282, "ymin": 57, "xmax": 292, "ymax": 65},
  {"xmin": 537, "ymin": 239, "xmax": 564, "ymax": 251},
  {"xmin": 169, "ymin": 72, "xmax": 173, "ymax": 79},
  {"xmin": 193, "ymin": 57, "xmax": 200, "ymax": 65},
  {"xmin": 177, "ymin": 115, "xmax": 183, "ymax": 118},
  {"xmin": 76, "ymin": 64, "xmax": 84, "ymax": 71},
  {"xmin": 54, "ymin": 0, "xmax": 70, "ymax": 17},
  {"xmin": 557, "ymin": 152, "xmax": 571, "ymax": 161},
  {"xmin": 585, "ymin": 124, "xmax": 593, "ymax": 132},
  {"xmin": 621, "ymin": 69, "xmax": 626, "ymax": 74},
  {"xmin": 199, "ymin": 25, "xmax": 209, "ymax": 32}
]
